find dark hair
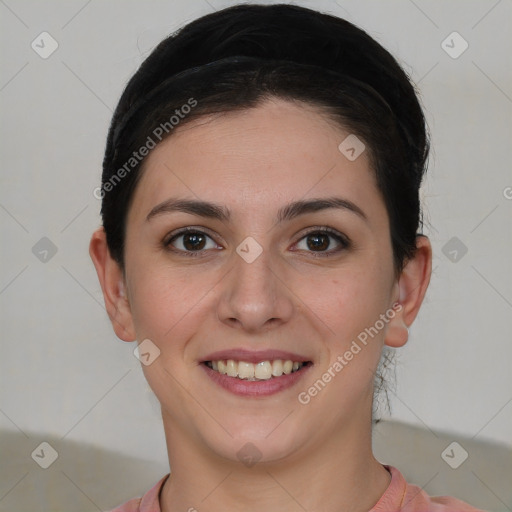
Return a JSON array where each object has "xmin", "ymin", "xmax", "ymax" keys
[{"xmin": 101, "ymin": 3, "xmax": 429, "ymax": 274}]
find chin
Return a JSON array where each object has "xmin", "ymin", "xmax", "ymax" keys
[{"xmin": 204, "ymin": 418, "xmax": 307, "ymax": 466}]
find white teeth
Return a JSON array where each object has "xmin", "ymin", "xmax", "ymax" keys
[
  {"xmin": 207, "ymin": 359, "xmax": 305, "ymax": 380},
  {"xmin": 237, "ymin": 362, "xmax": 254, "ymax": 379},
  {"xmin": 271, "ymin": 360, "xmax": 283, "ymax": 376},
  {"xmin": 283, "ymin": 360, "xmax": 293, "ymax": 374},
  {"xmin": 226, "ymin": 359, "xmax": 238, "ymax": 377},
  {"xmin": 255, "ymin": 361, "xmax": 272, "ymax": 380}
]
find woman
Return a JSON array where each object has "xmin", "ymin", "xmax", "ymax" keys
[{"xmin": 90, "ymin": 4, "xmax": 483, "ymax": 511}]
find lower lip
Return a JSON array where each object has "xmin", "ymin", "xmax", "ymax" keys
[{"xmin": 201, "ymin": 363, "xmax": 312, "ymax": 397}]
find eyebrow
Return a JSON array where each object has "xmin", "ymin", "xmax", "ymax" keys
[{"xmin": 146, "ymin": 196, "xmax": 367, "ymax": 223}]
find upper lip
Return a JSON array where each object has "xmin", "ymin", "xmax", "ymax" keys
[{"xmin": 201, "ymin": 349, "xmax": 312, "ymax": 364}]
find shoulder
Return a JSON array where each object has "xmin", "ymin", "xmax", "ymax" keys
[
  {"xmin": 108, "ymin": 475, "xmax": 169, "ymax": 512},
  {"xmin": 371, "ymin": 466, "xmax": 486, "ymax": 512}
]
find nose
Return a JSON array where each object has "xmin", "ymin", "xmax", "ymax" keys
[{"xmin": 216, "ymin": 245, "xmax": 294, "ymax": 333}]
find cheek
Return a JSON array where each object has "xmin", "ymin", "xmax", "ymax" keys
[
  {"xmin": 126, "ymin": 262, "xmax": 216, "ymax": 345},
  {"xmin": 301, "ymin": 264, "xmax": 394, "ymax": 355},
  {"xmin": 294, "ymin": 265, "xmax": 395, "ymax": 416}
]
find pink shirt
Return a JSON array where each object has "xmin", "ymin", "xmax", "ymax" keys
[{"xmin": 109, "ymin": 466, "xmax": 484, "ymax": 511}]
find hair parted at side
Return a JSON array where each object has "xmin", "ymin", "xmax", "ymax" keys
[{"xmin": 101, "ymin": 3, "xmax": 429, "ymax": 273}]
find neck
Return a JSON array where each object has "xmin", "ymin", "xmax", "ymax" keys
[{"xmin": 159, "ymin": 412, "xmax": 391, "ymax": 512}]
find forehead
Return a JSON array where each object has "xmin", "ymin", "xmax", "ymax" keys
[{"xmin": 128, "ymin": 98, "xmax": 383, "ymax": 223}]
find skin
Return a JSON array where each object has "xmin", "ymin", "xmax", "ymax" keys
[{"xmin": 90, "ymin": 98, "xmax": 431, "ymax": 512}]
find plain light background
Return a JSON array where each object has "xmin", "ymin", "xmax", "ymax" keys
[{"xmin": 1, "ymin": 0, "xmax": 511, "ymax": 485}]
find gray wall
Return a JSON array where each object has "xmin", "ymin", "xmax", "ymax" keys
[{"xmin": 1, "ymin": 0, "xmax": 511, "ymax": 474}]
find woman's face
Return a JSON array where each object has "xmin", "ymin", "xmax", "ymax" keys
[{"xmin": 119, "ymin": 98, "xmax": 404, "ymax": 463}]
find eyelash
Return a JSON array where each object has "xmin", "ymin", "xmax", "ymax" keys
[{"xmin": 163, "ymin": 226, "xmax": 350, "ymax": 258}]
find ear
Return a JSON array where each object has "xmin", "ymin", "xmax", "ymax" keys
[
  {"xmin": 385, "ymin": 235, "xmax": 432, "ymax": 348},
  {"xmin": 89, "ymin": 227, "xmax": 136, "ymax": 342}
]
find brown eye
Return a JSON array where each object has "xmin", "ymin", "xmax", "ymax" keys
[
  {"xmin": 306, "ymin": 233, "xmax": 330, "ymax": 251},
  {"xmin": 295, "ymin": 229, "xmax": 349, "ymax": 254},
  {"xmin": 182, "ymin": 232, "xmax": 206, "ymax": 251},
  {"xmin": 166, "ymin": 229, "xmax": 218, "ymax": 253}
]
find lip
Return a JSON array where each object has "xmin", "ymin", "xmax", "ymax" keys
[
  {"xmin": 201, "ymin": 348, "xmax": 311, "ymax": 365},
  {"xmin": 200, "ymin": 361, "xmax": 313, "ymax": 397}
]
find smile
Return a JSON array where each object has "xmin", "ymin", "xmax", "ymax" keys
[{"xmin": 204, "ymin": 359, "xmax": 307, "ymax": 380}]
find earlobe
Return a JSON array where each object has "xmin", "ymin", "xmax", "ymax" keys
[
  {"xmin": 385, "ymin": 235, "xmax": 432, "ymax": 348},
  {"xmin": 89, "ymin": 227, "xmax": 136, "ymax": 342},
  {"xmin": 384, "ymin": 315, "xmax": 409, "ymax": 348}
]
